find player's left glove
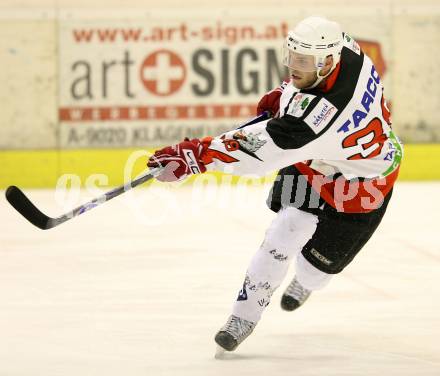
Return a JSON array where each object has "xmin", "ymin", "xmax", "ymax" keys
[
  {"xmin": 256, "ymin": 80, "xmax": 290, "ymax": 117},
  {"xmin": 147, "ymin": 138, "xmax": 208, "ymax": 182}
]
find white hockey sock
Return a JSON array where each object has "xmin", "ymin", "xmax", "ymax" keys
[
  {"xmin": 295, "ymin": 252, "xmax": 333, "ymax": 291},
  {"xmin": 232, "ymin": 207, "xmax": 318, "ymax": 323}
]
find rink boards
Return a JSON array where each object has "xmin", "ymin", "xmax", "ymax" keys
[{"xmin": 1, "ymin": 144, "xmax": 440, "ymax": 189}]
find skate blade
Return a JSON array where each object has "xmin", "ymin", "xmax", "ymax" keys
[{"xmin": 214, "ymin": 345, "xmax": 226, "ymax": 359}]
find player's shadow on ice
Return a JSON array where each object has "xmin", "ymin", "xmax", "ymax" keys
[
  {"xmin": 214, "ymin": 352, "xmax": 295, "ymax": 361},
  {"xmin": 213, "ymin": 333, "xmax": 353, "ymax": 362},
  {"xmin": 215, "ymin": 352, "xmax": 338, "ymax": 362}
]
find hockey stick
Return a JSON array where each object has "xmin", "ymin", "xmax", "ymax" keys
[
  {"xmin": 236, "ymin": 110, "xmax": 270, "ymax": 129},
  {"xmin": 5, "ymin": 111, "xmax": 271, "ymax": 230},
  {"xmin": 5, "ymin": 167, "xmax": 163, "ymax": 230}
]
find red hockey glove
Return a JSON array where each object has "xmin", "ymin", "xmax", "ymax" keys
[
  {"xmin": 147, "ymin": 138, "xmax": 208, "ymax": 182},
  {"xmin": 256, "ymin": 80, "xmax": 289, "ymax": 117}
]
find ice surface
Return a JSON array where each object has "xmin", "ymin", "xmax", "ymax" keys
[{"xmin": 0, "ymin": 182, "xmax": 439, "ymax": 375}]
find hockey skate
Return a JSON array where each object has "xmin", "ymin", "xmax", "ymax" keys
[
  {"xmin": 215, "ymin": 315, "xmax": 256, "ymax": 353},
  {"xmin": 280, "ymin": 276, "xmax": 311, "ymax": 311}
]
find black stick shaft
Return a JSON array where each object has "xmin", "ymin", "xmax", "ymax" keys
[{"xmin": 5, "ymin": 168, "xmax": 162, "ymax": 230}]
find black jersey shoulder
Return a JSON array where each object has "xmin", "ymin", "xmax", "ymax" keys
[{"xmin": 267, "ymin": 46, "xmax": 365, "ymax": 150}]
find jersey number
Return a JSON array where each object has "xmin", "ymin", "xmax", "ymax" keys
[{"xmin": 342, "ymin": 117, "xmax": 387, "ymax": 160}]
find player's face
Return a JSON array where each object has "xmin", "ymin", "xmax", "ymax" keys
[
  {"xmin": 289, "ymin": 69, "xmax": 318, "ymax": 89},
  {"xmin": 283, "ymin": 50, "xmax": 319, "ymax": 89}
]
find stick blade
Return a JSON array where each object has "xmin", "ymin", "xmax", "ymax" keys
[{"xmin": 5, "ymin": 186, "xmax": 51, "ymax": 230}]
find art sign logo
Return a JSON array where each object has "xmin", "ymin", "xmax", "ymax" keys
[{"xmin": 139, "ymin": 50, "xmax": 187, "ymax": 96}]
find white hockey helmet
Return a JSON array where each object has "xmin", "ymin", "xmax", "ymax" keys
[{"xmin": 282, "ymin": 16, "xmax": 343, "ymax": 87}]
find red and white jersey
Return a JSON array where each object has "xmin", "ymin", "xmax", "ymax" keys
[{"xmin": 202, "ymin": 35, "xmax": 403, "ymax": 213}]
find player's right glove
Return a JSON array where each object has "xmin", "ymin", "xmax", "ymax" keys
[
  {"xmin": 256, "ymin": 80, "xmax": 289, "ymax": 117},
  {"xmin": 147, "ymin": 137, "xmax": 209, "ymax": 182}
]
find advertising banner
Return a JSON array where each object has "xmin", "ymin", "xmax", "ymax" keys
[{"xmin": 59, "ymin": 15, "xmax": 291, "ymax": 148}]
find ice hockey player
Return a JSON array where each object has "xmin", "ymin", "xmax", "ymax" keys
[{"xmin": 147, "ymin": 16, "xmax": 403, "ymax": 353}]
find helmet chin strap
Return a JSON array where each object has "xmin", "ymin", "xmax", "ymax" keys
[
  {"xmin": 305, "ymin": 56, "xmax": 338, "ymax": 89},
  {"xmin": 305, "ymin": 73, "xmax": 327, "ymax": 89}
]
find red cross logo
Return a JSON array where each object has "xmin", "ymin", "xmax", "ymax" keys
[{"xmin": 139, "ymin": 50, "xmax": 186, "ymax": 96}]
